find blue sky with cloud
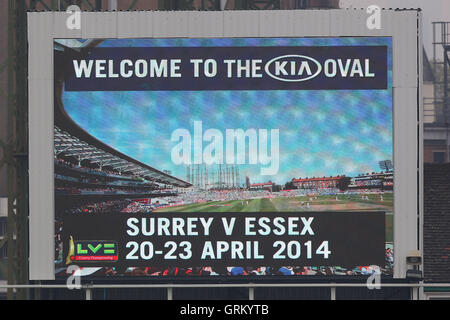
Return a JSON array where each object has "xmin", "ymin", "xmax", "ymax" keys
[{"xmin": 61, "ymin": 37, "xmax": 393, "ymax": 185}]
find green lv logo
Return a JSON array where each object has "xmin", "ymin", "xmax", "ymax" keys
[{"xmin": 88, "ymin": 244, "xmax": 102, "ymax": 254}]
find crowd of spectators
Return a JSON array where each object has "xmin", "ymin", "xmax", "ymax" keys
[
  {"xmin": 55, "ymin": 157, "xmax": 140, "ymax": 181},
  {"xmin": 118, "ymin": 262, "xmax": 390, "ymax": 277},
  {"xmin": 55, "ymin": 173, "xmax": 155, "ymax": 188},
  {"xmin": 151, "ymin": 189, "xmax": 279, "ymax": 208},
  {"xmin": 62, "ymin": 199, "xmax": 131, "ymax": 214},
  {"xmin": 55, "ymin": 220, "xmax": 64, "ymax": 266},
  {"xmin": 55, "ymin": 186, "xmax": 159, "ymax": 196},
  {"xmin": 54, "ymin": 156, "xmax": 174, "ymax": 199},
  {"xmin": 57, "ymin": 263, "xmax": 391, "ymax": 278},
  {"xmin": 121, "ymin": 201, "xmax": 155, "ymax": 213},
  {"xmin": 149, "ymin": 188, "xmax": 387, "ymax": 209}
]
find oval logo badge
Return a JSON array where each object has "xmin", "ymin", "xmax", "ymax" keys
[{"xmin": 264, "ymin": 55, "xmax": 322, "ymax": 82}]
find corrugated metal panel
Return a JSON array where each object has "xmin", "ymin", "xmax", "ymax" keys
[
  {"xmin": 329, "ymin": 8, "xmax": 370, "ymax": 36},
  {"xmin": 417, "ymin": 11, "xmax": 424, "ymax": 280},
  {"xmin": 28, "ymin": 12, "xmax": 54, "ymax": 80},
  {"xmin": 292, "ymin": 10, "xmax": 331, "ymax": 36},
  {"xmin": 391, "ymin": 11, "xmax": 418, "ymax": 89},
  {"xmin": 223, "ymin": 10, "xmax": 259, "ymax": 37},
  {"xmin": 28, "ymin": 12, "xmax": 55, "ymax": 280},
  {"xmin": 188, "ymin": 11, "xmax": 224, "ymax": 38},
  {"xmin": 390, "ymin": 10, "xmax": 421, "ymax": 277},
  {"xmin": 117, "ymin": 11, "xmax": 153, "ymax": 38},
  {"xmin": 28, "ymin": 78, "xmax": 55, "ymax": 280},
  {"xmin": 377, "ymin": 10, "xmax": 410, "ymax": 37},
  {"xmin": 393, "ymin": 86, "xmax": 420, "ymax": 278},
  {"xmin": 81, "ymin": 11, "xmax": 118, "ymax": 39},
  {"xmin": 153, "ymin": 11, "xmax": 190, "ymax": 38},
  {"xmin": 53, "ymin": 11, "xmax": 82, "ymax": 39},
  {"xmin": 259, "ymin": 10, "xmax": 295, "ymax": 37}
]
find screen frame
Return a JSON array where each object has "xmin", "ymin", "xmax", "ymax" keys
[{"xmin": 28, "ymin": 9, "xmax": 423, "ymax": 281}]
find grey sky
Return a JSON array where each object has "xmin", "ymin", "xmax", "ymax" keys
[{"xmin": 340, "ymin": 0, "xmax": 450, "ymax": 60}]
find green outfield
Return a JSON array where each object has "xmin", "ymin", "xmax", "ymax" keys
[
  {"xmin": 155, "ymin": 193, "xmax": 393, "ymax": 213},
  {"xmin": 155, "ymin": 193, "xmax": 394, "ymax": 242}
]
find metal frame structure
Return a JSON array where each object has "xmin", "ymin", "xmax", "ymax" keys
[
  {"xmin": 430, "ymin": 22, "xmax": 450, "ymax": 124},
  {"xmin": 423, "ymin": 22, "xmax": 450, "ymax": 163},
  {"xmin": 2, "ymin": 282, "xmax": 450, "ymax": 300},
  {"xmin": 1, "ymin": 0, "xmax": 30, "ymax": 301},
  {"xmin": 54, "ymin": 126, "xmax": 190, "ymax": 186}
]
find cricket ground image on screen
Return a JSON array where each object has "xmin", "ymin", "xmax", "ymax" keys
[{"xmin": 54, "ymin": 37, "xmax": 393, "ymax": 278}]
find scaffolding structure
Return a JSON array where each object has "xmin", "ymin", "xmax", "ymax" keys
[
  {"xmin": 187, "ymin": 164, "xmax": 241, "ymax": 190},
  {"xmin": 431, "ymin": 22, "xmax": 450, "ymax": 124}
]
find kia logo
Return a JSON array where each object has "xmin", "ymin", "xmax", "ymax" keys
[{"xmin": 264, "ymin": 55, "xmax": 322, "ymax": 82}]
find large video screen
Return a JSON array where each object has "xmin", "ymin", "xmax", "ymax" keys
[{"xmin": 54, "ymin": 37, "xmax": 393, "ymax": 278}]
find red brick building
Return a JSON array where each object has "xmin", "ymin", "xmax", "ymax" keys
[
  {"xmin": 249, "ymin": 181, "xmax": 274, "ymax": 191},
  {"xmin": 292, "ymin": 176, "xmax": 344, "ymax": 189}
]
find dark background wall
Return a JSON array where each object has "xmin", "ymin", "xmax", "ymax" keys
[
  {"xmin": 424, "ymin": 163, "xmax": 450, "ymax": 282},
  {"xmin": 26, "ymin": 0, "xmax": 340, "ymax": 11},
  {"xmin": 0, "ymin": 0, "xmax": 7, "ymax": 198}
]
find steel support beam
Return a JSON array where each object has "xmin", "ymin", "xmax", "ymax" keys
[{"xmin": 4, "ymin": 0, "xmax": 29, "ymax": 300}]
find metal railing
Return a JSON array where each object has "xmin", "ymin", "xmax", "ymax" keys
[
  {"xmin": 1, "ymin": 282, "xmax": 450, "ymax": 300},
  {"xmin": 424, "ymin": 98, "xmax": 449, "ymax": 125}
]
